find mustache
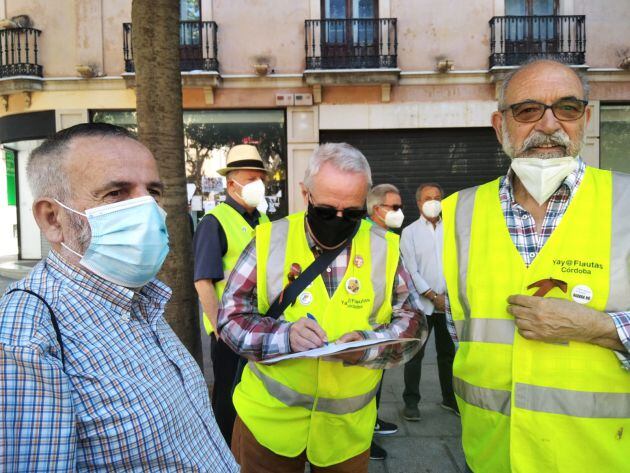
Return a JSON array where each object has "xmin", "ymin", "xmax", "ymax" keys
[{"xmin": 522, "ymin": 131, "xmax": 571, "ymax": 152}]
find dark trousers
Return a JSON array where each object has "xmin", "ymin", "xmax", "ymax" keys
[
  {"xmin": 403, "ymin": 312, "xmax": 456, "ymax": 406},
  {"xmin": 210, "ymin": 333, "xmax": 240, "ymax": 446}
]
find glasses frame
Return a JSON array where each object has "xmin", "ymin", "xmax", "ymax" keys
[
  {"xmin": 308, "ymin": 194, "xmax": 366, "ymax": 222},
  {"xmin": 379, "ymin": 203, "xmax": 403, "ymax": 212},
  {"xmin": 501, "ymin": 98, "xmax": 589, "ymax": 123}
]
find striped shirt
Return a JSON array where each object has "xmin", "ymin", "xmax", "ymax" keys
[
  {"xmin": 217, "ymin": 221, "xmax": 426, "ymax": 370},
  {"xmin": 0, "ymin": 251, "xmax": 239, "ymax": 472},
  {"xmin": 446, "ymin": 159, "xmax": 630, "ymax": 369}
]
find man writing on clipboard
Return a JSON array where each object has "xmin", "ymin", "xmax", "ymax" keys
[{"xmin": 217, "ymin": 143, "xmax": 426, "ymax": 473}]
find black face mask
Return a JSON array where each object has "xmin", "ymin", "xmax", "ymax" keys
[{"xmin": 306, "ymin": 200, "xmax": 363, "ymax": 249}]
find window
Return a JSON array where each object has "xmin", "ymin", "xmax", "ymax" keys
[
  {"xmin": 600, "ymin": 104, "xmax": 630, "ymax": 174},
  {"xmin": 504, "ymin": 0, "xmax": 559, "ymax": 55},
  {"xmin": 505, "ymin": 0, "xmax": 558, "ymax": 16},
  {"xmin": 180, "ymin": 0, "xmax": 201, "ymax": 20},
  {"xmin": 323, "ymin": 0, "xmax": 377, "ymax": 44}
]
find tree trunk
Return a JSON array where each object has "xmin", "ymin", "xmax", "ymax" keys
[{"xmin": 131, "ymin": 0, "xmax": 201, "ymax": 363}]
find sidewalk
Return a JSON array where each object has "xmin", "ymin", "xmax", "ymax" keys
[{"xmin": 369, "ymin": 334, "xmax": 465, "ymax": 473}]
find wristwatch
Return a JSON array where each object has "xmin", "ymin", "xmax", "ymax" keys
[{"xmin": 424, "ymin": 290, "xmax": 438, "ymax": 302}]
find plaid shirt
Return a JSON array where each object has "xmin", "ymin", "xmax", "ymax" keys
[
  {"xmin": 446, "ymin": 159, "xmax": 630, "ymax": 370},
  {"xmin": 217, "ymin": 222, "xmax": 426, "ymax": 370},
  {"xmin": 0, "ymin": 251, "xmax": 239, "ymax": 472}
]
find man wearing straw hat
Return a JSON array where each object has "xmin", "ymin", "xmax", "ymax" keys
[{"xmin": 193, "ymin": 144, "xmax": 269, "ymax": 445}]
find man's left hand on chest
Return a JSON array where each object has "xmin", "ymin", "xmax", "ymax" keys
[{"xmin": 507, "ymin": 295, "xmax": 615, "ymax": 345}]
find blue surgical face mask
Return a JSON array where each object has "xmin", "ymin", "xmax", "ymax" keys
[{"xmin": 56, "ymin": 196, "xmax": 170, "ymax": 287}]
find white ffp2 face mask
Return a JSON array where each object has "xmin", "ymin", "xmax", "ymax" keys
[
  {"xmin": 510, "ymin": 156, "xmax": 578, "ymax": 205},
  {"xmin": 234, "ymin": 179, "xmax": 266, "ymax": 208},
  {"xmin": 422, "ymin": 200, "xmax": 442, "ymax": 219},
  {"xmin": 384, "ymin": 209, "xmax": 405, "ymax": 228}
]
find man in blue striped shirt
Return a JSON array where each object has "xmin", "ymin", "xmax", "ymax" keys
[{"xmin": 0, "ymin": 123, "xmax": 238, "ymax": 472}]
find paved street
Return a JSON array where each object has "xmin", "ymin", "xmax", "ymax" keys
[{"xmin": 367, "ymin": 334, "xmax": 465, "ymax": 473}]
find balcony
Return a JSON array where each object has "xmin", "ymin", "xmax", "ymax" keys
[
  {"xmin": 489, "ymin": 15, "xmax": 586, "ymax": 68},
  {"xmin": 0, "ymin": 27, "xmax": 43, "ymax": 97},
  {"xmin": 305, "ymin": 18, "xmax": 397, "ymax": 70},
  {"xmin": 0, "ymin": 26, "xmax": 42, "ymax": 78},
  {"xmin": 304, "ymin": 18, "xmax": 399, "ymax": 99},
  {"xmin": 123, "ymin": 21, "xmax": 219, "ymax": 73}
]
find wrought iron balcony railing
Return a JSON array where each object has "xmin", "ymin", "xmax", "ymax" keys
[
  {"xmin": 489, "ymin": 15, "xmax": 585, "ymax": 67},
  {"xmin": 305, "ymin": 18, "xmax": 397, "ymax": 70},
  {"xmin": 0, "ymin": 27, "xmax": 42, "ymax": 78},
  {"xmin": 123, "ymin": 21, "xmax": 219, "ymax": 73}
]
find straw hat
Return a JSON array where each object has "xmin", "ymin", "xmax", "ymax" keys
[{"xmin": 217, "ymin": 144, "xmax": 268, "ymax": 176}]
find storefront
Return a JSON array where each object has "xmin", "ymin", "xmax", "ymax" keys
[{"xmin": 92, "ymin": 109, "xmax": 288, "ymax": 224}]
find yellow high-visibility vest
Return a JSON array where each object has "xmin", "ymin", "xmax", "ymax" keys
[
  {"xmin": 443, "ymin": 167, "xmax": 630, "ymax": 472},
  {"xmin": 202, "ymin": 203, "xmax": 269, "ymax": 335},
  {"xmin": 233, "ymin": 212, "xmax": 399, "ymax": 466}
]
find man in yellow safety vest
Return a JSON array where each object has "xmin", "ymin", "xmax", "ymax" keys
[
  {"xmin": 442, "ymin": 59, "xmax": 630, "ymax": 472},
  {"xmin": 217, "ymin": 143, "xmax": 426, "ymax": 472},
  {"xmin": 192, "ymin": 144, "xmax": 269, "ymax": 445}
]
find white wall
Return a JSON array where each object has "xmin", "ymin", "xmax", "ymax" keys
[
  {"xmin": 6, "ymin": 140, "xmax": 43, "ymax": 260},
  {"xmin": 0, "ymin": 147, "xmax": 18, "ymax": 256}
]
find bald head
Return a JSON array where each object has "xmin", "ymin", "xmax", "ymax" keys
[{"xmin": 498, "ymin": 60, "xmax": 589, "ymax": 109}]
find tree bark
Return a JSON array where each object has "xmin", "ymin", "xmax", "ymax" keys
[{"xmin": 131, "ymin": 0, "xmax": 201, "ymax": 363}]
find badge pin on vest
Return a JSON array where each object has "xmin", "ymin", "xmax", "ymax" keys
[
  {"xmin": 571, "ymin": 284, "xmax": 593, "ymax": 304},
  {"xmin": 299, "ymin": 291, "xmax": 313, "ymax": 306},
  {"xmin": 354, "ymin": 255, "xmax": 364, "ymax": 268},
  {"xmin": 288, "ymin": 262, "xmax": 302, "ymax": 282},
  {"xmin": 346, "ymin": 277, "xmax": 361, "ymax": 294}
]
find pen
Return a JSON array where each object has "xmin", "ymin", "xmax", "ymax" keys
[{"xmin": 306, "ymin": 313, "xmax": 328, "ymax": 346}]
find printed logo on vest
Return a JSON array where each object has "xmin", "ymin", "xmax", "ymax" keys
[
  {"xmin": 299, "ymin": 291, "xmax": 313, "ymax": 306},
  {"xmin": 571, "ymin": 285, "xmax": 593, "ymax": 304}
]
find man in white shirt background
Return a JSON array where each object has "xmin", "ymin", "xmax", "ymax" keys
[{"xmin": 399, "ymin": 183, "xmax": 458, "ymax": 421}]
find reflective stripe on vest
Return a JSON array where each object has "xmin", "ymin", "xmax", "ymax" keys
[
  {"xmin": 266, "ymin": 218, "xmax": 289, "ymax": 305},
  {"xmin": 454, "ymin": 318, "xmax": 515, "ymax": 344},
  {"xmin": 369, "ymin": 224, "xmax": 389, "ymax": 325},
  {"xmin": 455, "ymin": 378, "xmax": 630, "ymax": 418},
  {"xmin": 454, "ymin": 186, "xmax": 477, "ymax": 320},
  {"xmin": 454, "ymin": 376, "xmax": 511, "ymax": 416},
  {"xmin": 248, "ymin": 362, "xmax": 379, "ymax": 415},
  {"xmin": 608, "ymin": 172, "xmax": 630, "ymax": 310},
  {"xmin": 514, "ymin": 383, "xmax": 630, "ymax": 418}
]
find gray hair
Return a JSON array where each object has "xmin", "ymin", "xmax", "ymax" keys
[
  {"xmin": 497, "ymin": 59, "xmax": 590, "ymax": 109},
  {"xmin": 367, "ymin": 183, "xmax": 400, "ymax": 216},
  {"xmin": 27, "ymin": 122, "xmax": 137, "ymax": 201},
  {"xmin": 303, "ymin": 143, "xmax": 372, "ymax": 191},
  {"xmin": 415, "ymin": 182, "xmax": 444, "ymax": 201}
]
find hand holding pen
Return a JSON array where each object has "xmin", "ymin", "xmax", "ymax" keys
[{"xmin": 288, "ymin": 312, "xmax": 328, "ymax": 352}]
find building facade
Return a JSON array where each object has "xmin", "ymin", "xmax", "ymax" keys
[{"xmin": 1, "ymin": 0, "xmax": 629, "ymax": 259}]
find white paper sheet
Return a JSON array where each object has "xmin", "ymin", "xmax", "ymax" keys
[{"xmin": 260, "ymin": 337, "xmax": 421, "ymax": 364}]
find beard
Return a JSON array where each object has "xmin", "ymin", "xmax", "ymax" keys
[
  {"xmin": 65, "ymin": 211, "xmax": 92, "ymax": 255},
  {"xmin": 502, "ymin": 127, "xmax": 584, "ymax": 160}
]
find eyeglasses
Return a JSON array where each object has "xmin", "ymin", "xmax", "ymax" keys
[
  {"xmin": 308, "ymin": 195, "xmax": 366, "ymax": 222},
  {"xmin": 501, "ymin": 98, "xmax": 588, "ymax": 123},
  {"xmin": 380, "ymin": 204, "xmax": 403, "ymax": 212}
]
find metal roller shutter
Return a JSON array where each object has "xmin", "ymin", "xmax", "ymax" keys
[{"xmin": 319, "ymin": 128, "xmax": 510, "ymax": 226}]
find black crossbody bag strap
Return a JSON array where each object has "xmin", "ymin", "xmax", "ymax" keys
[
  {"xmin": 7, "ymin": 288, "xmax": 66, "ymax": 369},
  {"xmin": 231, "ymin": 223, "xmax": 360, "ymax": 391}
]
